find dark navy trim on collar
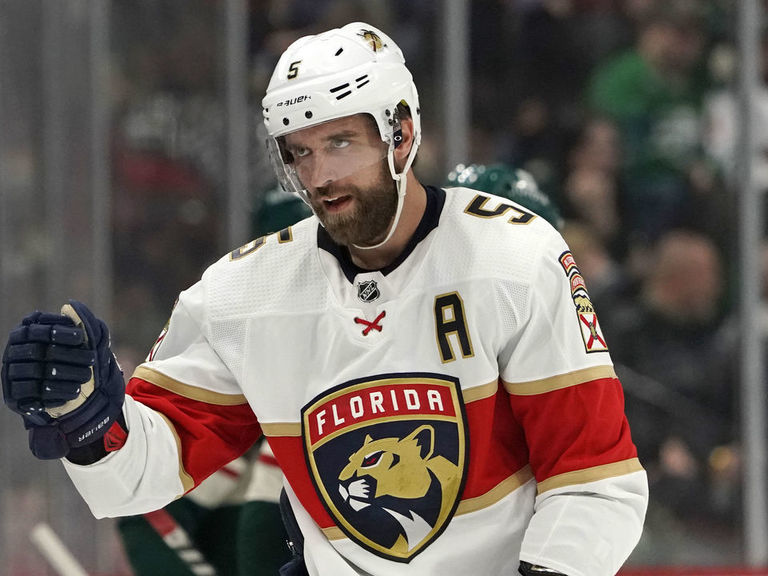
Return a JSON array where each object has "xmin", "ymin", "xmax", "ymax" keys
[{"xmin": 317, "ymin": 185, "xmax": 446, "ymax": 284}]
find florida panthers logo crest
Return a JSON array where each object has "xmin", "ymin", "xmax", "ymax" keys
[{"xmin": 302, "ymin": 374, "xmax": 468, "ymax": 562}]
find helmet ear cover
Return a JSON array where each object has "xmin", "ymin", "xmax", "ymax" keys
[{"xmin": 391, "ymin": 104, "xmax": 405, "ymax": 150}]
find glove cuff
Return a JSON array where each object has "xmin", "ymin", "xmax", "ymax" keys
[
  {"xmin": 28, "ymin": 426, "xmax": 69, "ymax": 460},
  {"xmin": 66, "ymin": 412, "xmax": 128, "ymax": 465}
]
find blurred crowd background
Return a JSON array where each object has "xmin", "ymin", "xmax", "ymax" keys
[{"xmin": 0, "ymin": 0, "xmax": 766, "ymax": 573}]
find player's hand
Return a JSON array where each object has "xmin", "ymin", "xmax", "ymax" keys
[{"xmin": 2, "ymin": 300, "xmax": 126, "ymax": 460}]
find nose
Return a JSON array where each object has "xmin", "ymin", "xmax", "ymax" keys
[{"xmin": 299, "ymin": 154, "xmax": 337, "ymax": 190}]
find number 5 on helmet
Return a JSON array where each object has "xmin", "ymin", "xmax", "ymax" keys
[{"xmin": 2, "ymin": 300, "xmax": 127, "ymax": 460}]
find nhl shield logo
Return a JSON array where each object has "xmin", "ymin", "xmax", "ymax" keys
[
  {"xmin": 356, "ymin": 279, "xmax": 380, "ymax": 303},
  {"xmin": 302, "ymin": 373, "xmax": 468, "ymax": 562}
]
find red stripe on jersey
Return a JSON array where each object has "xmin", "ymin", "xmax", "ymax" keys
[
  {"xmin": 259, "ymin": 377, "xmax": 636, "ymax": 531},
  {"xmin": 268, "ymin": 436, "xmax": 335, "ymax": 528},
  {"xmin": 461, "ymin": 384, "xmax": 530, "ymax": 500},
  {"xmin": 509, "ymin": 376, "xmax": 637, "ymax": 482},
  {"xmin": 127, "ymin": 376, "xmax": 262, "ymax": 490}
]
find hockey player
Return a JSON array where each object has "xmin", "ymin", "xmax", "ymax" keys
[{"xmin": 2, "ymin": 22, "xmax": 647, "ymax": 576}]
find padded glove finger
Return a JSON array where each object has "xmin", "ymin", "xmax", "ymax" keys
[
  {"xmin": 5, "ymin": 361, "xmax": 45, "ymax": 381},
  {"xmin": 46, "ymin": 345, "xmax": 96, "ymax": 366},
  {"xmin": 40, "ymin": 380, "xmax": 87, "ymax": 405},
  {"xmin": 22, "ymin": 311, "xmax": 76, "ymax": 327},
  {"xmin": 7, "ymin": 361, "xmax": 92, "ymax": 384},
  {"xmin": 3, "ymin": 342, "xmax": 47, "ymax": 362},
  {"xmin": 4, "ymin": 360, "xmax": 89, "ymax": 417},
  {"xmin": 4, "ymin": 342, "xmax": 96, "ymax": 366},
  {"xmin": 8, "ymin": 316, "xmax": 85, "ymax": 347},
  {"xmin": 6, "ymin": 379, "xmax": 40, "ymax": 400},
  {"xmin": 4, "ymin": 379, "xmax": 81, "ymax": 407}
]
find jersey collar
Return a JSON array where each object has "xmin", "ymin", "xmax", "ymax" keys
[{"xmin": 317, "ymin": 185, "xmax": 446, "ymax": 284}]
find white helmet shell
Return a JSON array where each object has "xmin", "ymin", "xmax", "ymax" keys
[{"xmin": 262, "ymin": 22, "xmax": 421, "ymax": 154}]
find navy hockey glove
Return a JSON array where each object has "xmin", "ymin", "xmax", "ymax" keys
[{"xmin": 2, "ymin": 300, "xmax": 126, "ymax": 460}]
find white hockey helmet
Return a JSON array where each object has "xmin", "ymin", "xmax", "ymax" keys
[{"xmin": 262, "ymin": 23, "xmax": 421, "ymax": 247}]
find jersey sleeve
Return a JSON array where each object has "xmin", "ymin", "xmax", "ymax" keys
[
  {"xmin": 500, "ymin": 231, "xmax": 648, "ymax": 576},
  {"xmin": 63, "ymin": 280, "xmax": 261, "ymax": 518}
]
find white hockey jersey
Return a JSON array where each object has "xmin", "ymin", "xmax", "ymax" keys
[{"xmin": 64, "ymin": 185, "xmax": 647, "ymax": 576}]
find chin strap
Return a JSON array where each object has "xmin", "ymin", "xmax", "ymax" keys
[
  {"xmin": 352, "ymin": 173, "xmax": 407, "ymax": 250},
  {"xmin": 353, "ymin": 133, "xmax": 416, "ymax": 250}
]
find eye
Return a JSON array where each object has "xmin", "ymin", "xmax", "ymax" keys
[
  {"xmin": 361, "ymin": 450, "xmax": 382, "ymax": 468},
  {"xmin": 330, "ymin": 138, "xmax": 350, "ymax": 150},
  {"xmin": 293, "ymin": 146, "xmax": 311, "ymax": 158}
]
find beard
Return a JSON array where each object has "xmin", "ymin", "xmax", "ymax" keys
[{"xmin": 310, "ymin": 160, "xmax": 398, "ymax": 247}]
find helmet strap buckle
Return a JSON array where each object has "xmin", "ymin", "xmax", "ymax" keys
[{"xmin": 389, "ymin": 107, "xmax": 403, "ymax": 149}]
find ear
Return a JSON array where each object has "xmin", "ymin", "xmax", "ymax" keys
[
  {"xmin": 393, "ymin": 116, "xmax": 415, "ymax": 172},
  {"xmin": 406, "ymin": 425, "xmax": 434, "ymax": 460}
]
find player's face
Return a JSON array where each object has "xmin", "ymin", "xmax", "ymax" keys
[{"xmin": 282, "ymin": 114, "xmax": 396, "ymax": 246}]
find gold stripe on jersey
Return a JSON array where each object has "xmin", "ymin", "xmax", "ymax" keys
[
  {"xmin": 323, "ymin": 526, "xmax": 346, "ymax": 541},
  {"xmin": 133, "ymin": 365, "xmax": 249, "ymax": 405},
  {"xmin": 156, "ymin": 412, "xmax": 195, "ymax": 493},
  {"xmin": 502, "ymin": 365, "xmax": 616, "ymax": 396},
  {"xmin": 461, "ymin": 379, "xmax": 498, "ymax": 403},
  {"xmin": 261, "ymin": 421, "xmax": 302, "ymax": 437},
  {"xmin": 230, "ymin": 236, "xmax": 266, "ymax": 260},
  {"xmin": 320, "ymin": 466, "xmax": 535, "ymax": 537},
  {"xmin": 455, "ymin": 465, "xmax": 533, "ymax": 516},
  {"xmin": 537, "ymin": 458, "xmax": 644, "ymax": 494}
]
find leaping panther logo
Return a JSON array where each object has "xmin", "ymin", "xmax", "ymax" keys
[
  {"xmin": 302, "ymin": 374, "xmax": 468, "ymax": 562},
  {"xmin": 338, "ymin": 425, "xmax": 460, "ymax": 555},
  {"xmin": 358, "ymin": 29, "xmax": 385, "ymax": 52}
]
